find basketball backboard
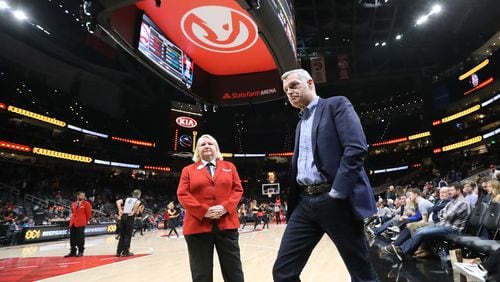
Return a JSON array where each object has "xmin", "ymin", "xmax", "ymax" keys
[{"xmin": 262, "ymin": 183, "xmax": 280, "ymax": 196}]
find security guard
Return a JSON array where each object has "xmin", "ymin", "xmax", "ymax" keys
[
  {"xmin": 64, "ymin": 191, "xmax": 92, "ymax": 257},
  {"xmin": 116, "ymin": 189, "xmax": 141, "ymax": 257}
]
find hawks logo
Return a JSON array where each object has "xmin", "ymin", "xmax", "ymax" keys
[{"xmin": 181, "ymin": 6, "xmax": 258, "ymax": 53}]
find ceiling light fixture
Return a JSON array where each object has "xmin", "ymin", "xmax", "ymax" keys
[
  {"xmin": 431, "ymin": 4, "xmax": 442, "ymax": 14},
  {"xmin": 416, "ymin": 15, "xmax": 428, "ymax": 25},
  {"xmin": 0, "ymin": 1, "xmax": 9, "ymax": 9},
  {"xmin": 395, "ymin": 34, "xmax": 402, "ymax": 40},
  {"xmin": 12, "ymin": 10, "xmax": 28, "ymax": 21}
]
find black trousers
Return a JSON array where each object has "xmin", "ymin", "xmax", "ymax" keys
[
  {"xmin": 273, "ymin": 193, "xmax": 377, "ymax": 282},
  {"xmin": 117, "ymin": 215, "xmax": 134, "ymax": 254},
  {"xmin": 275, "ymin": 212, "xmax": 282, "ymax": 224},
  {"xmin": 69, "ymin": 226, "xmax": 85, "ymax": 252},
  {"xmin": 184, "ymin": 224, "xmax": 244, "ymax": 282}
]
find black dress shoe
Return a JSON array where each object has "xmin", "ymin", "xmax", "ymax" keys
[
  {"xmin": 76, "ymin": 252, "xmax": 84, "ymax": 257},
  {"xmin": 64, "ymin": 252, "xmax": 76, "ymax": 258},
  {"xmin": 121, "ymin": 252, "xmax": 134, "ymax": 257}
]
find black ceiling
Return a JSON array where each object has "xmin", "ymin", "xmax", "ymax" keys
[
  {"xmin": 1, "ymin": 0, "xmax": 499, "ymax": 152},
  {"xmin": 294, "ymin": 0, "xmax": 500, "ymax": 78}
]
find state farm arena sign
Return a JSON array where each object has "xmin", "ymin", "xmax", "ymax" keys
[
  {"xmin": 176, "ymin": 116, "xmax": 198, "ymax": 128},
  {"xmin": 222, "ymin": 88, "xmax": 277, "ymax": 100}
]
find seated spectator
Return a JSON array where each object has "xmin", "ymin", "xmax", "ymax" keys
[
  {"xmin": 489, "ymin": 165, "xmax": 500, "ymax": 180},
  {"xmin": 478, "ymin": 177, "xmax": 493, "ymax": 204},
  {"xmin": 368, "ymin": 202, "xmax": 392, "ymax": 226},
  {"xmin": 22, "ymin": 218, "xmax": 35, "ymax": 228},
  {"xmin": 463, "ymin": 180, "xmax": 478, "ymax": 209},
  {"xmin": 382, "ymin": 183, "xmax": 471, "ymax": 261},
  {"xmin": 7, "ymin": 219, "xmax": 22, "ymax": 245},
  {"xmin": 383, "ymin": 188, "xmax": 432, "ymax": 245},
  {"xmin": 476, "ymin": 179, "xmax": 500, "ymax": 238},
  {"xmin": 392, "ymin": 187, "xmax": 451, "ymax": 257},
  {"xmin": 370, "ymin": 195, "xmax": 419, "ymax": 236},
  {"xmin": 386, "ymin": 199, "xmax": 394, "ymax": 209},
  {"xmin": 386, "ymin": 185, "xmax": 397, "ymax": 201},
  {"xmin": 490, "ymin": 180, "xmax": 500, "ymax": 202}
]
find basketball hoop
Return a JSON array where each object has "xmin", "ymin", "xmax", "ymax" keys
[{"xmin": 262, "ymin": 184, "xmax": 279, "ymax": 198}]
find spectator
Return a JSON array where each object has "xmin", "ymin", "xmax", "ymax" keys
[
  {"xmin": 386, "ymin": 185, "xmax": 397, "ymax": 201},
  {"xmin": 479, "ymin": 178, "xmax": 493, "ymax": 205},
  {"xmin": 463, "ymin": 181, "xmax": 478, "ymax": 209},
  {"xmin": 489, "ymin": 165, "xmax": 500, "ymax": 180},
  {"xmin": 408, "ymin": 188, "xmax": 433, "ymax": 222},
  {"xmin": 392, "ymin": 187, "xmax": 451, "ymax": 257},
  {"xmin": 490, "ymin": 180, "xmax": 500, "ymax": 202},
  {"xmin": 382, "ymin": 183, "xmax": 471, "ymax": 261},
  {"xmin": 7, "ymin": 219, "xmax": 22, "ymax": 245}
]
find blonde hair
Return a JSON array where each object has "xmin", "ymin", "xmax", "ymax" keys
[
  {"xmin": 489, "ymin": 180, "xmax": 500, "ymax": 202},
  {"xmin": 192, "ymin": 134, "xmax": 223, "ymax": 162}
]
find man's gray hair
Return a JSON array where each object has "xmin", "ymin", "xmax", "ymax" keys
[
  {"xmin": 132, "ymin": 189, "xmax": 141, "ymax": 198},
  {"xmin": 281, "ymin": 69, "xmax": 313, "ymax": 82}
]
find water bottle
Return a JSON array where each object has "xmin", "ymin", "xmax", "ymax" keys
[{"xmin": 438, "ymin": 245, "xmax": 451, "ymax": 272}]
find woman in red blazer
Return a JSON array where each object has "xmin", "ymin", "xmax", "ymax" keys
[{"xmin": 177, "ymin": 134, "xmax": 244, "ymax": 282}]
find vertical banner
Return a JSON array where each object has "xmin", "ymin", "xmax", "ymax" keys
[
  {"xmin": 310, "ymin": 56, "xmax": 326, "ymax": 83},
  {"xmin": 337, "ymin": 54, "xmax": 351, "ymax": 80},
  {"xmin": 171, "ymin": 113, "xmax": 201, "ymax": 152}
]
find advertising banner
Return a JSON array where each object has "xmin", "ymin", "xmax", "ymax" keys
[
  {"xmin": 310, "ymin": 56, "xmax": 326, "ymax": 83},
  {"xmin": 336, "ymin": 54, "xmax": 351, "ymax": 80},
  {"xmin": 22, "ymin": 223, "xmax": 117, "ymax": 243}
]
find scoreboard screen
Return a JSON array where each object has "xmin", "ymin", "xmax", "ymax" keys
[{"xmin": 138, "ymin": 14, "xmax": 194, "ymax": 89}]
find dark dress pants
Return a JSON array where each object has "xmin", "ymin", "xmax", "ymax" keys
[
  {"xmin": 117, "ymin": 215, "xmax": 134, "ymax": 254},
  {"xmin": 273, "ymin": 193, "xmax": 377, "ymax": 282},
  {"xmin": 70, "ymin": 226, "xmax": 85, "ymax": 252},
  {"xmin": 184, "ymin": 224, "xmax": 244, "ymax": 282},
  {"xmin": 393, "ymin": 227, "xmax": 411, "ymax": 246}
]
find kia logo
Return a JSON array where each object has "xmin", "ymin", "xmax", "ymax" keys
[
  {"xmin": 176, "ymin": 116, "xmax": 198, "ymax": 128},
  {"xmin": 181, "ymin": 6, "xmax": 258, "ymax": 53}
]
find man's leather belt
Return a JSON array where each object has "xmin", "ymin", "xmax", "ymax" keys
[{"xmin": 299, "ymin": 183, "xmax": 331, "ymax": 195}]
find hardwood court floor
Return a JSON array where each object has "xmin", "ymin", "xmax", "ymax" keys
[{"xmin": 0, "ymin": 224, "xmax": 351, "ymax": 282}]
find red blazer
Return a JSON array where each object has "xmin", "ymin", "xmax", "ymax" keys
[
  {"xmin": 69, "ymin": 200, "xmax": 92, "ymax": 227},
  {"xmin": 177, "ymin": 160, "xmax": 243, "ymax": 235}
]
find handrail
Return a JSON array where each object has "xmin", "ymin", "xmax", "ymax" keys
[
  {"xmin": 0, "ymin": 182, "xmax": 21, "ymax": 198},
  {"xmin": 1, "ymin": 182, "xmax": 107, "ymax": 217},
  {"xmin": 372, "ymin": 167, "xmax": 492, "ymax": 196}
]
